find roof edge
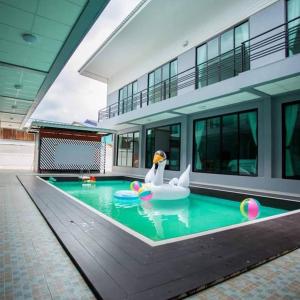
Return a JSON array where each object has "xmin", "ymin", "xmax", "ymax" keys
[{"xmin": 78, "ymin": 0, "xmax": 150, "ymax": 79}]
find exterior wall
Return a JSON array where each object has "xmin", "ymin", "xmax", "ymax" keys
[
  {"xmin": 106, "ymin": 0, "xmax": 284, "ymax": 97},
  {"xmin": 105, "ymin": 0, "xmax": 290, "ymax": 113},
  {"xmin": 112, "ymin": 91, "xmax": 300, "ymax": 194},
  {"xmin": 177, "ymin": 47, "xmax": 196, "ymax": 96},
  {"xmin": 107, "ymin": 90, "xmax": 118, "ymax": 107}
]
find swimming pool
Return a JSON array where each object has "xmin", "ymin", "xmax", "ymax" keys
[{"xmin": 49, "ymin": 179, "xmax": 289, "ymax": 243}]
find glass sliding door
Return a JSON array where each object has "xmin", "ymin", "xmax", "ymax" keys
[
  {"xmin": 169, "ymin": 124, "xmax": 181, "ymax": 170},
  {"xmin": 118, "ymin": 81, "xmax": 137, "ymax": 114},
  {"xmin": 193, "ymin": 109, "xmax": 257, "ymax": 176},
  {"xmin": 221, "ymin": 114, "xmax": 238, "ymax": 174},
  {"xmin": 287, "ymin": 0, "xmax": 300, "ymax": 56},
  {"xmin": 146, "ymin": 124, "xmax": 181, "ymax": 170},
  {"xmin": 132, "ymin": 81, "xmax": 138, "ymax": 110},
  {"xmin": 154, "ymin": 68, "xmax": 162, "ymax": 103},
  {"xmin": 116, "ymin": 132, "xmax": 140, "ymax": 168},
  {"xmin": 235, "ymin": 22, "xmax": 249, "ymax": 73},
  {"xmin": 220, "ymin": 29, "xmax": 234, "ymax": 80},
  {"xmin": 196, "ymin": 21, "xmax": 249, "ymax": 88},
  {"xmin": 170, "ymin": 60, "xmax": 178, "ymax": 98},
  {"xmin": 207, "ymin": 37, "xmax": 219, "ymax": 85},
  {"xmin": 196, "ymin": 45, "xmax": 207, "ymax": 88},
  {"xmin": 133, "ymin": 132, "xmax": 139, "ymax": 168},
  {"xmin": 148, "ymin": 60, "xmax": 178, "ymax": 104},
  {"xmin": 206, "ymin": 117, "xmax": 221, "ymax": 172},
  {"xmin": 239, "ymin": 111, "xmax": 257, "ymax": 175},
  {"xmin": 283, "ymin": 101, "xmax": 300, "ymax": 179},
  {"xmin": 193, "ymin": 120, "xmax": 206, "ymax": 172}
]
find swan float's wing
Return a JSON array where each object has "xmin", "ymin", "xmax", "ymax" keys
[
  {"xmin": 169, "ymin": 177, "xmax": 179, "ymax": 186},
  {"xmin": 178, "ymin": 164, "xmax": 191, "ymax": 187},
  {"xmin": 145, "ymin": 164, "xmax": 156, "ymax": 183}
]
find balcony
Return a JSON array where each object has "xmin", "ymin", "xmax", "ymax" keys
[{"xmin": 98, "ymin": 17, "xmax": 300, "ymax": 122}]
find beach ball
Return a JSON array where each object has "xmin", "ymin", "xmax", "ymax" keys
[
  {"xmin": 130, "ymin": 181, "xmax": 142, "ymax": 192},
  {"xmin": 139, "ymin": 188, "xmax": 153, "ymax": 201},
  {"xmin": 240, "ymin": 198, "xmax": 260, "ymax": 220}
]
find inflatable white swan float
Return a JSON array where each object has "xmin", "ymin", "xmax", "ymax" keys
[{"xmin": 144, "ymin": 150, "xmax": 190, "ymax": 200}]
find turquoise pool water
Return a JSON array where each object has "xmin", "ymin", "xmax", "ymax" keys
[{"xmin": 51, "ymin": 180, "xmax": 288, "ymax": 242}]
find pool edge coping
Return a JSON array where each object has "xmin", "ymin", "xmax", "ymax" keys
[{"xmin": 37, "ymin": 175, "xmax": 300, "ymax": 248}]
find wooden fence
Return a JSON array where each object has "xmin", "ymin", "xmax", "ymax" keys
[{"xmin": 0, "ymin": 128, "xmax": 35, "ymax": 141}]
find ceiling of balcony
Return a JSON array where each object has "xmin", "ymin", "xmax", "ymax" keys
[
  {"xmin": 0, "ymin": 0, "xmax": 109, "ymax": 129},
  {"xmin": 80, "ymin": 0, "xmax": 278, "ymax": 93}
]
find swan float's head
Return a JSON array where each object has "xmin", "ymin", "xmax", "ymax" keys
[{"xmin": 153, "ymin": 150, "xmax": 167, "ymax": 165}]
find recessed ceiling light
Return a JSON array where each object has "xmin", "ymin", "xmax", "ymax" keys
[
  {"xmin": 183, "ymin": 40, "xmax": 189, "ymax": 47},
  {"xmin": 22, "ymin": 33, "xmax": 37, "ymax": 44},
  {"xmin": 10, "ymin": 117, "xmax": 14, "ymax": 120},
  {"xmin": 14, "ymin": 84, "xmax": 22, "ymax": 90},
  {"xmin": 11, "ymin": 105, "xmax": 17, "ymax": 109}
]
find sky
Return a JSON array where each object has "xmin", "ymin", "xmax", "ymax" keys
[{"xmin": 31, "ymin": 0, "xmax": 141, "ymax": 124}]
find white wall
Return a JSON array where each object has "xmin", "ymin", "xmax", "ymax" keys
[{"xmin": 0, "ymin": 140, "xmax": 34, "ymax": 170}]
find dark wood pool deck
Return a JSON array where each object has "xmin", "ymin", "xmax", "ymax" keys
[{"xmin": 18, "ymin": 175, "xmax": 300, "ymax": 300}]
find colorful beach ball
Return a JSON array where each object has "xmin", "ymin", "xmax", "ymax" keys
[
  {"xmin": 138, "ymin": 187, "xmax": 153, "ymax": 201},
  {"xmin": 130, "ymin": 181, "xmax": 143, "ymax": 192},
  {"xmin": 240, "ymin": 198, "xmax": 260, "ymax": 220}
]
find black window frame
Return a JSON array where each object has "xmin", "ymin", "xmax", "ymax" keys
[
  {"xmin": 195, "ymin": 20, "xmax": 250, "ymax": 89},
  {"xmin": 118, "ymin": 80, "xmax": 138, "ymax": 115},
  {"xmin": 147, "ymin": 58, "xmax": 178, "ymax": 104},
  {"xmin": 282, "ymin": 100, "xmax": 300, "ymax": 180},
  {"xmin": 192, "ymin": 109, "xmax": 258, "ymax": 176},
  {"xmin": 285, "ymin": 0, "xmax": 300, "ymax": 58},
  {"xmin": 116, "ymin": 131, "xmax": 140, "ymax": 168},
  {"xmin": 145, "ymin": 123, "xmax": 181, "ymax": 171}
]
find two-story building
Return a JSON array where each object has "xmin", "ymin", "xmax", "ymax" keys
[{"xmin": 80, "ymin": 0, "xmax": 300, "ymax": 194}]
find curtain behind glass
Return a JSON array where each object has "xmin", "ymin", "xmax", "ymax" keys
[
  {"xmin": 194, "ymin": 120, "xmax": 205, "ymax": 170},
  {"xmin": 288, "ymin": 0, "xmax": 300, "ymax": 55},
  {"xmin": 285, "ymin": 103, "xmax": 299, "ymax": 177}
]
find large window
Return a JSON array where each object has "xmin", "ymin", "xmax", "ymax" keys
[
  {"xmin": 196, "ymin": 21, "xmax": 249, "ymax": 88},
  {"xmin": 146, "ymin": 124, "xmax": 181, "ymax": 171},
  {"xmin": 287, "ymin": 0, "xmax": 300, "ymax": 56},
  {"xmin": 117, "ymin": 132, "xmax": 139, "ymax": 167},
  {"xmin": 118, "ymin": 81, "xmax": 138, "ymax": 114},
  {"xmin": 283, "ymin": 101, "xmax": 300, "ymax": 179},
  {"xmin": 193, "ymin": 110, "xmax": 257, "ymax": 176},
  {"xmin": 148, "ymin": 60, "xmax": 178, "ymax": 104}
]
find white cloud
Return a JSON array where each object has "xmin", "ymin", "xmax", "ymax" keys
[{"xmin": 32, "ymin": 0, "xmax": 141, "ymax": 124}]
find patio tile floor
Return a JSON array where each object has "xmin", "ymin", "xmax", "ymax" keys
[
  {"xmin": 0, "ymin": 174, "xmax": 94, "ymax": 300},
  {"xmin": 0, "ymin": 173, "xmax": 299, "ymax": 300}
]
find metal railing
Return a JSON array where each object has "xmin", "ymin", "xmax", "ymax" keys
[{"xmin": 98, "ymin": 16, "xmax": 300, "ymax": 122}]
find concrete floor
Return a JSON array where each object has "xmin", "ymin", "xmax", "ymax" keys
[{"xmin": 0, "ymin": 172, "xmax": 299, "ymax": 300}]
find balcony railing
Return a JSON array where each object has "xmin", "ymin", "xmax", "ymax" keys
[{"xmin": 98, "ymin": 16, "xmax": 300, "ymax": 122}]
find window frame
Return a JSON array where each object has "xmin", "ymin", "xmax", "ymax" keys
[
  {"xmin": 118, "ymin": 80, "xmax": 138, "ymax": 115},
  {"xmin": 147, "ymin": 58, "xmax": 178, "ymax": 103},
  {"xmin": 195, "ymin": 20, "xmax": 250, "ymax": 88},
  {"xmin": 116, "ymin": 131, "xmax": 140, "ymax": 168},
  {"xmin": 145, "ymin": 123, "xmax": 181, "ymax": 171},
  {"xmin": 282, "ymin": 100, "xmax": 300, "ymax": 179},
  {"xmin": 192, "ymin": 108, "xmax": 258, "ymax": 176}
]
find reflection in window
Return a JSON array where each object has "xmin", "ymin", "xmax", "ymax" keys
[
  {"xmin": 117, "ymin": 132, "xmax": 139, "ymax": 167},
  {"xmin": 196, "ymin": 21, "xmax": 249, "ymax": 88},
  {"xmin": 148, "ymin": 60, "xmax": 178, "ymax": 104},
  {"xmin": 146, "ymin": 124, "xmax": 181, "ymax": 171},
  {"xmin": 283, "ymin": 101, "xmax": 300, "ymax": 179},
  {"xmin": 193, "ymin": 110, "xmax": 257, "ymax": 176},
  {"xmin": 287, "ymin": 0, "xmax": 300, "ymax": 56},
  {"xmin": 119, "ymin": 81, "xmax": 138, "ymax": 114}
]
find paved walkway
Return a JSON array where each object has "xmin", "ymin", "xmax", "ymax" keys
[
  {"xmin": 0, "ymin": 173, "xmax": 299, "ymax": 300},
  {"xmin": 0, "ymin": 174, "xmax": 94, "ymax": 300}
]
